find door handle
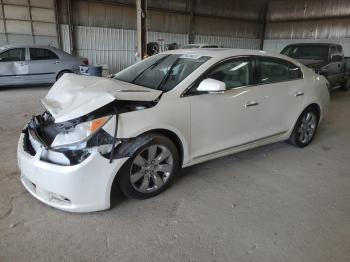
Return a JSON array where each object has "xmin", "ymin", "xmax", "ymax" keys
[
  {"xmin": 294, "ymin": 92, "xmax": 304, "ymax": 97},
  {"xmin": 245, "ymin": 101, "xmax": 259, "ymax": 107},
  {"xmin": 54, "ymin": 61, "xmax": 60, "ymax": 64}
]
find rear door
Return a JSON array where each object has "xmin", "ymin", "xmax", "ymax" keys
[
  {"xmin": 255, "ymin": 56, "xmax": 305, "ymax": 139},
  {"xmin": 0, "ymin": 48, "xmax": 28, "ymax": 85},
  {"xmin": 27, "ymin": 48, "xmax": 61, "ymax": 84}
]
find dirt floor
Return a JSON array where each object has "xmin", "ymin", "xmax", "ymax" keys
[{"xmin": 0, "ymin": 85, "xmax": 349, "ymax": 262}]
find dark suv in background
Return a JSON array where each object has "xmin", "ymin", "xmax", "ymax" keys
[{"xmin": 281, "ymin": 43, "xmax": 350, "ymax": 91}]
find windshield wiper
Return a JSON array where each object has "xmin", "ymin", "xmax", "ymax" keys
[
  {"xmin": 131, "ymin": 55, "xmax": 170, "ymax": 84},
  {"xmin": 157, "ymin": 58, "xmax": 180, "ymax": 90}
]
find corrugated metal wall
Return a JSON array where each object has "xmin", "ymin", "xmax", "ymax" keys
[
  {"xmin": 0, "ymin": 0, "xmax": 58, "ymax": 47},
  {"xmin": 57, "ymin": 0, "xmax": 264, "ymax": 73},
  {"xmin": 60, "ymin": 25, "xmax": 262, "ymax": 73},
  {"xmin": 263, "ymin": 0, "xmax": 350, "ymax": 55},
  {"xmin": 60, "ymin": 24, "xmax": 188, "ymax": 73},
  {"xmin": 194, "ymin": 35, "xmax": 261, "ymax": 49}
]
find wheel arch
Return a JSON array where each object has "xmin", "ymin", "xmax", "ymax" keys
[
  {"xmin": 144, "ymin": 128, "xmax": 185, "ymax": 167},
  {"xmin": 56, "ymin": 69, "xmax": 72, "ymax": 81},
  {"xmin": 290, "ymin": 102, "xmax": 321, "ymax": 137},
  {"xmin": 108, "ymin": 128, "xmax": 186, "ymax": 204},
  {"xmin": 305, "ymin": 103, "xmax": 321, "ymax": 119}
]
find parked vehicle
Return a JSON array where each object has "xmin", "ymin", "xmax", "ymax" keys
[
  {"xmin": 181, "ymin": 43, "xmax": 222, "ymax": 49},
  {"xmin": 0, "ymin": 45, "xmax": 88, "ymax": 86},
  {"xmin": 18, "ymin": 49, "xmax": 330, "ymax": 212},
  {"xmin": 281, "ymin": 43, "xmax": 350, "ymax": 91}
]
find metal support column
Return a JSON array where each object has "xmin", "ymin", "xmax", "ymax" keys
[
  {"xmin": 187, "ymin": 0, "xmax": 194, "ymax": 44},
  {"xmin": 0, "ymin": 0, "xmax": 8, "ymax": 44},
  {"xmin": 260, "ymin": 3, "xmax": 269, "ymax": 50},
  {"xmin": 53, "ymin": 0, "xmax": 61, "ymax": 49},
  {"xmin": 28, "ymin": 0, "xmax": 36, "ymax": 44},
  {"xmin": 136, "ymin": 0, "xmax": 147, "ymax": 61},
  {"xmin": 67, "ymin": 0, "xmax": 75, "ymax": 55}
]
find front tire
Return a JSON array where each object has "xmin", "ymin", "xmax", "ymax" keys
[
  {"xmin": 118, "ymin": 134, "xmax": 180, "ymax": 199},
  {"xmin": 288, "ymin": 107, "xmax": 319, "ymax": 148}
]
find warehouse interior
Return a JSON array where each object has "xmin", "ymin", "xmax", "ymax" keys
[
  {"xmin": 0, "ymin": 0, "xmax": 349, "ymax": 261},
  {"xmin": 2, "ymin": 0, "xmax": 350, "ymax": 72}
]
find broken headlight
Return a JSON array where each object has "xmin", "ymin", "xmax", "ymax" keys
[{"xmin": 51, "ymin": 116, "xmax": 112, "ymax": 148}]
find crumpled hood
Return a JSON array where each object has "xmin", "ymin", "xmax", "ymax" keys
[{"xmin": 41, "ymin": 74, "xmax": 162, "ymax": 123}]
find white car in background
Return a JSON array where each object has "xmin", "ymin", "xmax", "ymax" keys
[
  {"xmin": 181, "ymin": 43, "xmax": 222, "ymax": 49},
  {"xmin": 17, "ymin": 49, "xmax": 330, "ymax": 212},
  {"xmin": 0, "ymin": 45, "xmax": 88, "ymax": 86}
]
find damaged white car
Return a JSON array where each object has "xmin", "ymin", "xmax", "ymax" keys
[{"xmin": 17, "ymin": 49, "xmax": 330, "ymax": 212}]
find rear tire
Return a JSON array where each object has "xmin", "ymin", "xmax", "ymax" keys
[
  {"xmin": 118, "ymin": 133, "xmax": 180, "ymax": 200},
  {"xmin": 288, "ymin": 107, "xmax": 319, "ymax": 148}
]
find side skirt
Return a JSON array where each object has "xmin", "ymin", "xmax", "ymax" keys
[{"xmin": 183, "ymin": 131, "xmax": 288, "ymax": 168}]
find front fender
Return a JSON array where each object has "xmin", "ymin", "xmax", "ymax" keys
[{"xmin": 116, "ymin": 124, "xmax": 190, "ymax": 166}]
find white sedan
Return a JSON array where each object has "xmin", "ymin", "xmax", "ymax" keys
[{"xmin": 17, "ymin": 49, "xmax": 330, "ymax": 212}]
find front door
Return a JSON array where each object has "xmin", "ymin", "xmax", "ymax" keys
[
  {"xmin": 0, "ymin": 48, "xmax": 28, "ymax": 85},
  {"xmin": 187, "ymin": 57, "xmax": 262, "ymax": 159}
]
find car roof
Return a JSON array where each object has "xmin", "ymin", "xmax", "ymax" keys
[
  {"xmin": 0, "ymin": 44, "xmax": 59, "ymax": 50},
  {"xmin": 183, "ymin": 43, "xmax": 219, "ymax": 47},
  {"xmin": 163, "ymin": 48, "xmax": 296, "ymax": 61},
  {"xmin": 284, "ymin": 43, "xmax": 334, "ymax": 47}
]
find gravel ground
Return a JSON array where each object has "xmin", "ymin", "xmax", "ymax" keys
[{"xmin": 0, "ymin": 85, "xmax": 349, "ymax": 262}]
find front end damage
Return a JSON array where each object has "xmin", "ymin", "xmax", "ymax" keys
[
  {"xmin": 22, "ymin": 99, "xmax": 157, "ymax": 166},
  {"xmin": 18, "ymin": 73, "xmax": 164, "ymax": 212},
  {"xmin": 18, "ymin": 87, "xmax": 162, "ymax": 212}
]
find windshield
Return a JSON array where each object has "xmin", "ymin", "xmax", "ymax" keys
[
  {"xmin": 114, "ymin": 54, "xmax": 211, "ymax": 91},
  {"xmin": 281, "ymin": 45, "xmax": 329, "ymax": 61}
]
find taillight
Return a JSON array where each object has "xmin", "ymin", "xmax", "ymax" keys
[{"xmin": 82, "ymin": 58, "xmax": 88, "ymax": 65}]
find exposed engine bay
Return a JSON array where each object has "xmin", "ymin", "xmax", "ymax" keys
[{"xmin": 23, "ymin": 99, "xmax": 158, "ymax": 166}]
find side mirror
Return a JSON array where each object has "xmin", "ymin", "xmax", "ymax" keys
[
  {"xmin": 330, "ymin": 55, "xmax": 342, "ymax": 62},
  {"xmin": 197, "ymin": 78, "xmax": 226, "ymax": 93}
]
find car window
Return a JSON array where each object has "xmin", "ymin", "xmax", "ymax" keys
[
  {"xmin": 114, "ymin": 54, "xmax": 211, "ymax": 91},
  {"xmin": 330, "ymin": 46, "xmax": 337, "ymax": 56},
  {"xmin": 336, "ymin": 45, "xmax": 343, "ymax": 53},
  {"xmin": 198, "ymin": 58, "xmax": 253, "ymax": 90},
  {"xmin": 331, "ymin": 55, "xmax": 342, "ymax": 62},
  {"xmin": 259, "ymin": 58, "xmax": 302, "ymax": 84},
  {"xmin": 0, "ymin": 48, "xmax": 25, "ymax": 62},
  {"xmin": 30, "ymin": 48, "xmax": 59, "ymax": 60},
  {"xmin": 281, "ymin": 45, "xmax": 329, "ymax": 61}
]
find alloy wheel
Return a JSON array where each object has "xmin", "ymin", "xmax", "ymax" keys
[
  {"xmin": 297, "ymin": 112, "xmax": 317, "ymax": 144},
  {"xmin": 130, "ymin": 145, "xmax": 174, "ymax": 193}
]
